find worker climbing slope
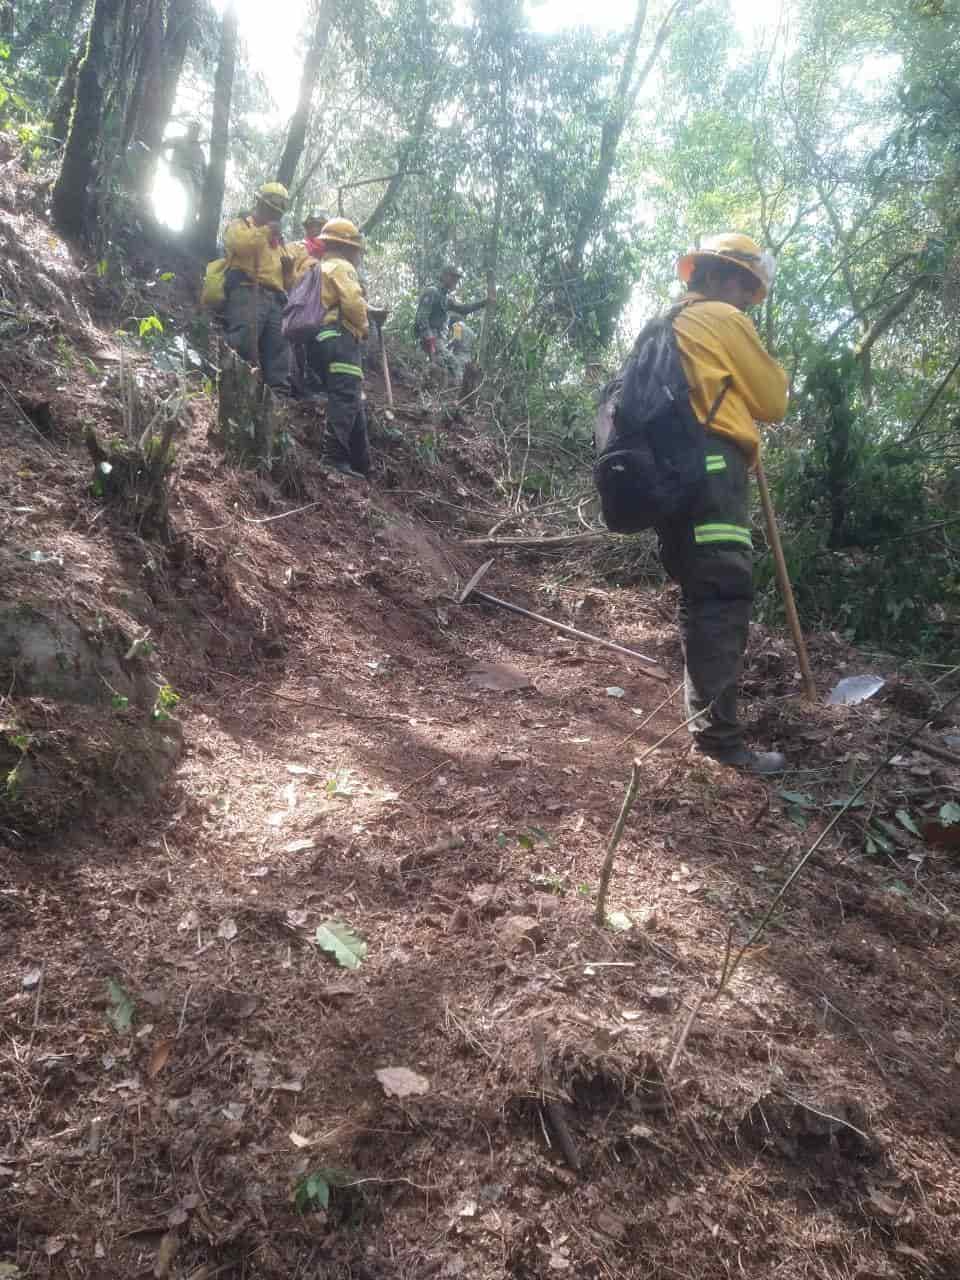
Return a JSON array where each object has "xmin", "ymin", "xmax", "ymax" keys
[
  {"xmin": 222, "ymin": 182, "xmax": 295, "ymax": 395},
  {"xmin": 287, "ymin": 211, "xmax": 329, "ymax": 399},
  {"xmin": 161, "ymin": 122, "xmax": 206, "ymax": 232},
  {"xmin": 662, "ymin": 233, "xmax": 789, "ymax": 773},
  {"xmin": 313, "ymin": 217, "xmax": 371, "ymax": 479},
  {"xmin": 414, "ymin": 266, "xmax": 487, "ymax": 375}
]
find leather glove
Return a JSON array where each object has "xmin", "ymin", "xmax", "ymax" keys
[{"xmin": 422, "ymin": 336, "xmax": 437, "ymax": 357}]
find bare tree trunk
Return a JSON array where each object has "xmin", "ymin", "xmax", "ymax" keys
[
  {"xmin": 128, "ymin": 0, "xmax": 195, "ymax": 202},
  {"xmin": 361, "ymin": 81, "xmax": 434, "ymax": 236},
  {"xmin": 51, "ymin": 0, "xmax": 124, "ymax": 240},
  {"xmin": 479, "ymin": 55, "xmax": 509, "ymax": 370},
  {"xmin": 568, "ymin": 0, "xmax": 696, "ymax": 271},
  {"xmin": 121, "ymin": 0, "xmax": 161, "ymax": 161},
  {"xmin": 195, "ymin": 1, "xmax": 237, "ymax": 256},
  {"xmin": 479, "ymin": 157, "xmax": 505, "ymax": 370},
  {"xmin": 276, "ymin": 0, "xmax": 336, "ymax": 190},
  {"xmin": 154, "ymin": 0, "xmax": 195, "ymax": 144}
]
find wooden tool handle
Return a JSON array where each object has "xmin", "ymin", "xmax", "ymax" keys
[
  {"xmin": 755, "ymin": 457, "xmax": 817, "ymax": 703},
  {"xmin": 379, "ymin": 324, "xmax": 394, "ymax": 409}
]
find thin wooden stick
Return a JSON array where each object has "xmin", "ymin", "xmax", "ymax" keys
[
  {"xmin": 755, "ymin": 458, "xmax": 817, "ymax": 702},
  {"xmin": 27, "ymin": 961, "xmax": 45, "ymax": 1055},
  {"xmin": 913, "ymin": 736, "xmax": 960, "ymax": 767},
  {"xmin": 595, "ymin": 760, "xmax": 641, "ymax": 925},
  {"xmin": 379, "ymin": 323, "xmax": 394, "ymax": 409},
  {"xmin": 595, "ymin": 703, "xmax": 710, "ymax": 924},
  {"xmin": 240, "ymin": 500, "xmax": 324, "ymax": 525},
  {"xmin": 461, "ymin": 532, "xmax": 606, "ymax": 548},
  {"xmin": 614, "ymin": 682, "xmax": 684, "ymax": 750}
]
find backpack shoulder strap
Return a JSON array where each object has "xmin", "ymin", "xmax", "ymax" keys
[{"xmin": 668, "ymin": 297, "xmax": 733, "ymax": 427}]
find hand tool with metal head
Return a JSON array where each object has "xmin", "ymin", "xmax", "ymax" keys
[{"xmin": 457, "ymin": 560, "xmax": 670, "ymax": 683}]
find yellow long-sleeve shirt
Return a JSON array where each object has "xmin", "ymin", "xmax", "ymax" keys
[
  {"xmin": 321, "ymin": 255, "xmax": 368, "ymax": 340},
  {"xmin": 223, "ymin": 218, "xmax": 293, "ymax": 293},
  {"xmin": 673, "ymin": 293, "xmax": 788, "ymax": 459}
]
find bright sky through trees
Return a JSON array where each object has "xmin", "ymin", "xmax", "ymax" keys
[
  {"xmin": 219, "ymin": 0, "xmax": 784, "ymax": 120},
  {"xmin": 157, "ymin": 0, "xmax": 783, "ymax": 230}
]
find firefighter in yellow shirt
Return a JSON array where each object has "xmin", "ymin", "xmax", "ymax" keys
[
  {"xmin": 312, "ymin": 218, "xmax": 370, "ymax": 478},
  {"xmin": 661, "ymin": 233, "xmax": 789, "ymax": 774},
  {"xmin": 222, "ymin": 182, "xmax": 294, "ymax": 394}
]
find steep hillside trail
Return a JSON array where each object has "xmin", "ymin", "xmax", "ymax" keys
[{"xmin": 2, "ymin": 182, "xmax": 960, "ymax": 1279}]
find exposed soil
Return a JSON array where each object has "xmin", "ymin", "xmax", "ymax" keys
[{"xmin": 2, "ymin": 157, "xmax": 960, "ymax": 1280}]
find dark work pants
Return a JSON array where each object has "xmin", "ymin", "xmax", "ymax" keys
[
  {"xmin": 315, "ymin": 329, "xmax": 370, "ymax": 475},
  {"xmin": 657, "ymin": 435, "xmax": 754, "ymax": 753},
  {"xmin": 224, "ymin": 284, "xmax": 290, "ymax": 394},
  {"xmin": 291, "ymin": 343, "xmax": 325, "ymax": 398}
]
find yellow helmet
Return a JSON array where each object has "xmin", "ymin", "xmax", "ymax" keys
[
  {"xmin": 257, "ymin": 181, "xmax": 289, "ymax": 213},
  {"xmin": 319, "ymin": 217, "xmax": 364, "ymax": 249},
  {"xmin": 677, "ymin": 233, "xmax": 776, "ymax": 303}
]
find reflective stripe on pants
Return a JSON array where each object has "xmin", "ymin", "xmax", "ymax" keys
[
  {"xmin": 657, "ymin": 435, "xmax": 754, "ymax": 752},
  {"xmin": 316, "ymin": 329, "xmax": 370, "ymax": 475}
]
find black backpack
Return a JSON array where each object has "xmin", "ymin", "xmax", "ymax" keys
[{"xmin": 593, "ymin": 301, "xmax": 730, "ymax": 534}]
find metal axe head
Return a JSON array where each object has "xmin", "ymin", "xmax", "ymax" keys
[{"xmin": 457, "ymin": 559, "xmax": 494, "ymax": 604}]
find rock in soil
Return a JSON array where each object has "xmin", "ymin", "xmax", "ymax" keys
[{"xmin": 495, "ymin": 914, "xmax": 545, "ymax": 953}]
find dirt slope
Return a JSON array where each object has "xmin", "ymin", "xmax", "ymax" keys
[{"xmin": 2, "ymin": 163, "xmax": 960, "ymax": 1280}]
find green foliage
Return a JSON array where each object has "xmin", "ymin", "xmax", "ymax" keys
[
  {"xmin": 413, "ymin": 431, "xmax": 439, "ymax": 467},
  {"xmin": 152, "ymin": 684, "xmax": 180, "ymax": 721},
  {"xmin": 4, "ymin": 764, "xmax": 22, "ymax": 801},
  {"xmin": 138, "ymin": 315, "xmax": 164, "ymax": 342},
  {"xmin": 314, "ymin": 922, "xmax": 367, "ymax": 970},
  {"xmin": 896, "ymin": 809, "xmax": 921, "ymax": 836},
  {"xmin": 294, "ymin": 1167, "xmax": 353, "ymax": 1213},
  {"xmin": 106, "ymin": 978, "xmax": 135, "ymax": 1033}
]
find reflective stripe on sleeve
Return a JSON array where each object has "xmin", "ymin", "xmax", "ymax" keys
[
  {"xmin": 329, "ymin": 361, "xmax": 363, "ymax": 378},
  {"xmin": 705, "ymin": 454, "xmax": 727, "ymax": 472},
  {"xmin": 315, "ymin": 329, "xmax": 340, "ymax": 342},
  {"xmin": 694, "ymin": 523, "xmax": 752, "ymax": 547}
]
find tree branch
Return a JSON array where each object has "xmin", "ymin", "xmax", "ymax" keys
[
  {"xmin": 360, "ymin": 80, "xmax": 435, "ymax": 236},
  {"xmin": 854, "ymin": 279, "xmax": 925, "ymax": 362}
]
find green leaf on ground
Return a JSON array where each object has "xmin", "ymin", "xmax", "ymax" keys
[
  {"xmin": 778, "ymin": 790, "xmax": 814, "ymax": 807},
  {"xmin": 314, "ymin": 922, "xmax": 367, "ymax": 970},
  {"xmin": 294, "ymin": 1166, "xmax": 352, "ymax": 1213},
  {"xmin": 896, "ymin": 809, "xmax": 921, "ymax": 836},
  {"xmin": 295, "ymin": 1172, "xmax": 330, "ymax": 1211},
  {"xmin": 106, "ymin": 978, "xmax": 135, "ymax": 1032},
  {"xmin": 939, "ymin": 802, "xmax": 960, "ymax": 826},
  {"xmin": 868, "ymin": 826, "xmax": 895, "ymax": 854}
]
